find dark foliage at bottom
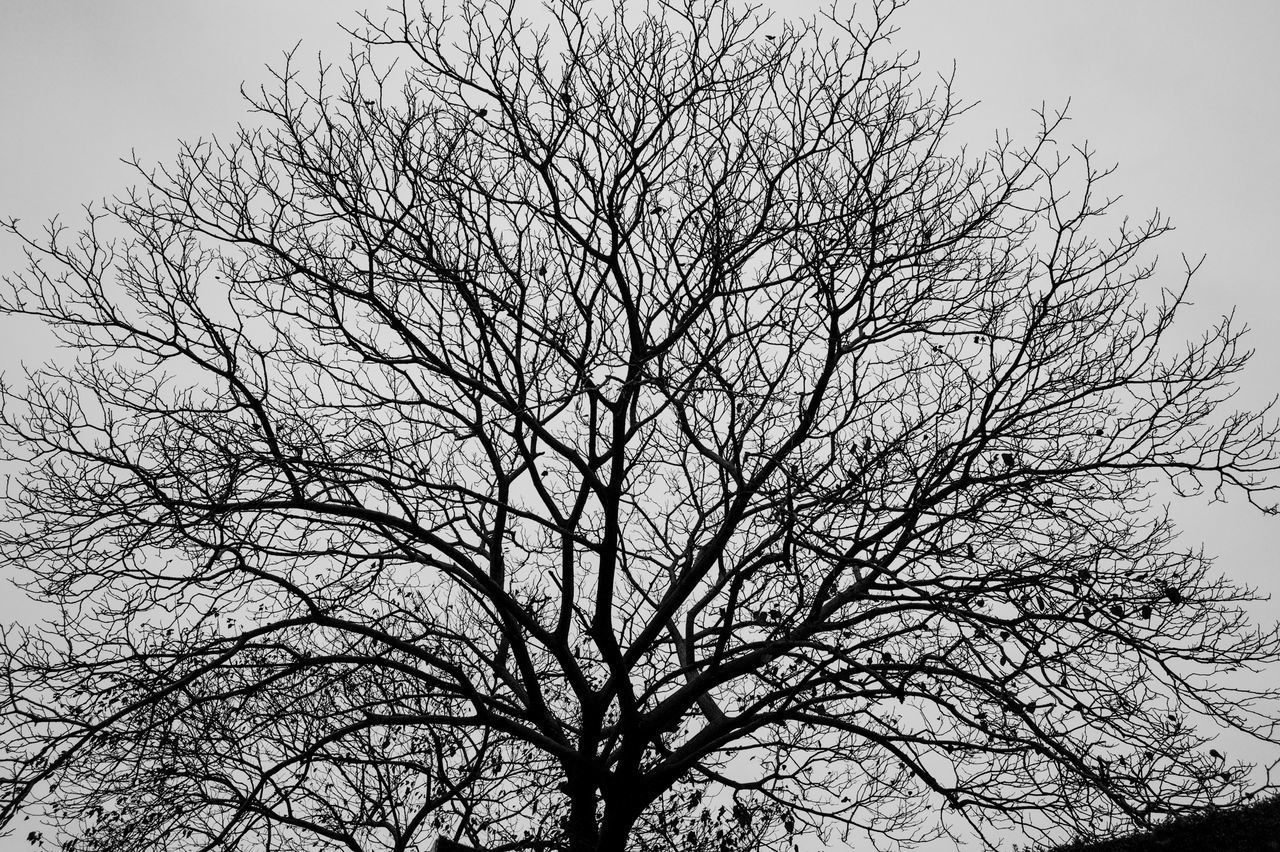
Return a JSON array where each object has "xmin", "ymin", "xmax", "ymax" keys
[{"xmin": 1043, "ymin": 795, "xmax": 1280, "ymax": 852}]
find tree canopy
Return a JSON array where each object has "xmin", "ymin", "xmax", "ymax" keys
[{"xmin": 2, "ymin": 1, "xmax": 1279, "ymax": 850}]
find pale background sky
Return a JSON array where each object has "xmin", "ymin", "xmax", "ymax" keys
[{"xmin": 1, "ymin": 2, "xmax": 1278, "ymax": 850}]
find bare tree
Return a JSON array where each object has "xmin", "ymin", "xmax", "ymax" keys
[{"xmin": 2, "ymin": 1, "xmax": 1279, "ymax": 850}]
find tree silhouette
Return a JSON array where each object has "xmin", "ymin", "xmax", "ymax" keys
[{"xmin": 2, "ymin": 1, "xmax": 1279, "ymax": 850}]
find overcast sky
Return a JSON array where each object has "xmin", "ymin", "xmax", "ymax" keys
[{"xmin": 1, "ymin": 2, "xmax": 1279, "ymax": 850}]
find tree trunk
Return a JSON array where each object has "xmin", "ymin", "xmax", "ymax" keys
[
  {"xmin": 565, "ymin": 792, "xmax": 640, "ymax": 852},
  {"xmin": 596, "ymin": 813, "xmax": 637, "ymax": 852},
  {"xmin": 565, "ymin": 792, "xmax": 601, "ymax": 852}
]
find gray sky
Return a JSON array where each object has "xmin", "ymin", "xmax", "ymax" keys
[{"xmin": 1, "ymin": 1, "xmax": 1278, "ymax": 850}]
